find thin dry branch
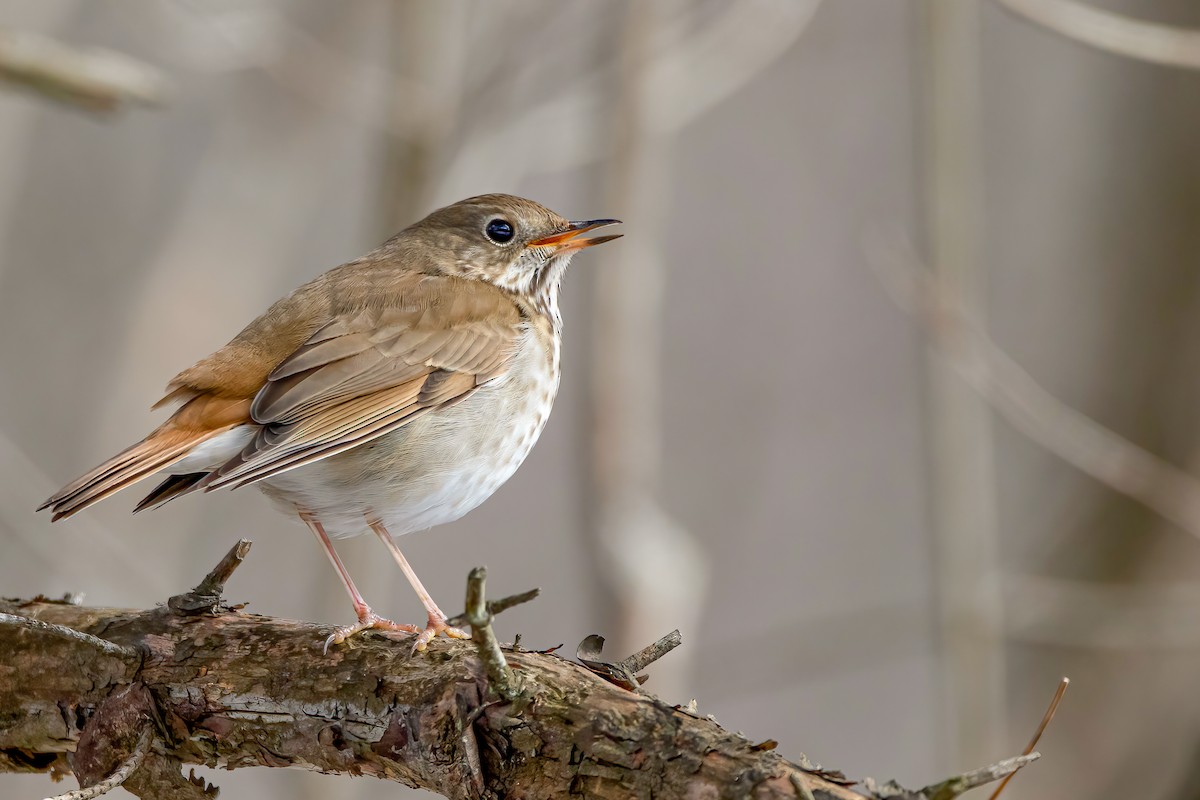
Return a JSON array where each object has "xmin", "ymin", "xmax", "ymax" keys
[
  {"xmin": 620, "ymin": 628, "xmax": 682, "ymax": 675},
  {"xmin": 462, "ymin": 565, "xmax": 519, "ymax": 701},
  {"xmin": 920, "ymin": 753, "xmax": 1041, "ymax": 800},
  {"xmin": 987, "ymin": 678, "xmax": 1067, "ymax": 800},
  {"xmin": 445, "ymin": 585, "xmax": 539, "ymax": 628}
]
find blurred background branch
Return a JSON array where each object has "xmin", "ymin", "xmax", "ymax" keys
[
  {"xmin": 867, "ymin": 230, "xmax": 1200, "ymax": 540},
  {"xmin": 919, "ymin": 0, "xmax": 1007, "ymax": 768},
  {"xmin": 994, "ymin": 0, "xmax": 1200, "ymax": 69},
  {"xmin": 0, "ymin": 27, "xmax": 167, "ymax": 112}
]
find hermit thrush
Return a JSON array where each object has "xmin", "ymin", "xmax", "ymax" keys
[{"xmin": 39, "ymin": 194, "xmax": 620, "ymax": 651}]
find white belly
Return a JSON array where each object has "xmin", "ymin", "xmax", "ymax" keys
[{"xmin": 251, "ymin": 342, "xmax": 559, "ymax": 538}]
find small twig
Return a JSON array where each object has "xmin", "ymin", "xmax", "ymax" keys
[
  {"xmin": 988, "ymin": 677, "xmax": 1069, "ymax": 800},
  {"xmin": 168, "ymin": 539, "xmax": 252, "ymax": 615},
  {"xmin": 446, "ymin": 585, "xmax": 540, "ymax": 628},
  {"xmin": 0, "ymin": 612, "xmax": 137, "ymax": 660},
  {"xmin": 486, "ymin": 587, "xmax": 541, "ymax": 617},
  {"xmin": 464, "ymin": 566, "xmax": 519, "ymax": 701},
  {"xmin": 619, "ymin": 629, "xmax": 681, "ymax": 674},
  {"xmin": 921, "ymin": 754, "xmax": 1040, "ymax": 800},
  {"xmin": 44, "ymin": 726, "xmax": 152, "ymax": 800}
]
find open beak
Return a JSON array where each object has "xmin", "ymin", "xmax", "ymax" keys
[{"xmin": 528, "ymin": 219, "xmax": 622, "ymax": 255}]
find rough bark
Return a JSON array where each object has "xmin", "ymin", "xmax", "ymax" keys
[
  {"xmin": 0, "ymin": 548, "xmax": 1033, "ymax": 800},
  {"xmin": 0, "ymin": 597, "xmax": 867, "ymax": 800}
]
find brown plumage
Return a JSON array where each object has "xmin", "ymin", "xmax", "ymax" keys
[{"xmin": 39, "ymin": 194, "xmax": 620, "ymax": 651}]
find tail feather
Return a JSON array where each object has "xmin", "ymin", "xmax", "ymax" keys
[
  {"xmin": 132, "ymin": 472, "xmax": 209, "ymax": 513},
  {"xmin": 39, "ymin": 428, "xmax": 232, "ymax": 520}
]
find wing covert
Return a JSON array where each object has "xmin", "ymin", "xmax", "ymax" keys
[{"xmin": 205, "ymin": 281, "xmax": 523, "ymax": 490}]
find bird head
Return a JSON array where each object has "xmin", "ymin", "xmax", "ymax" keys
[{"xmin": 399, "ymin": 194, "xmax": 621, "ymax": 312}]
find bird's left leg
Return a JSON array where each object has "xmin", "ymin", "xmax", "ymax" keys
[{"xmin": 367, "ymin": 516, "xmax": 470, "ymax": 651}]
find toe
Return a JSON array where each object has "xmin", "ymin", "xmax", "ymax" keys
[
  {"xmin": 442, "ymin": 624, "xmax": 470, "ymax": 640},
  {"xmin": 410, "ymin": 616, "xmax": 471, "ymax": 653},
  {"xmin": 324, "ymin": 613, "xmax": 420, "ymax": 652}
]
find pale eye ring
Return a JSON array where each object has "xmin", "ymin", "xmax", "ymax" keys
[{"xmin": 485, "ymin": 218, "xmax": 515, "ymax": 244}]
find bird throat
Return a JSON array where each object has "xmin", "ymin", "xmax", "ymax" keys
[{"xmin": 494, "ymin": 252, "xmax": 571, "ymax": 327}]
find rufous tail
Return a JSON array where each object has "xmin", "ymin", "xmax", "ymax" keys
[{"xmin": 38, "ymin": 395, "xmax": 251, "ymax": 521}]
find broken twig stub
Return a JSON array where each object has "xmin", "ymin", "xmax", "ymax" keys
[
  {"xmin": 167, "ymin": 539, "xmax": 252, "ymax": 615},
  {"xmin": 464, "ymin": 565, "xmax": 520, "ymax": 700}
]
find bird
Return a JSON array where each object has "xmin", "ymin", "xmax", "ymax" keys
[{"xmin": 38, "ymin": 194, "xmax": 621, "ymax": 652}]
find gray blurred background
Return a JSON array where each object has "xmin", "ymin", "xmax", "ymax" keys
[{"xmin": 3, "ymin": 1, "xmax": 1200, "ymax": 798}]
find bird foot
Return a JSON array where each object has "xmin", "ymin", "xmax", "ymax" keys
[
  {"xmin": 411, "ymin": 613, "xmax": 470, "ymax": 653},
  {"xmin": 324, "ymin": 611, "xmax": 421, "ymax": 653}
]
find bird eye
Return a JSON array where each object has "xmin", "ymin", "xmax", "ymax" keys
[{"xmin": 485, "ymin": 218, "xmax": 515, "ymax": 244}]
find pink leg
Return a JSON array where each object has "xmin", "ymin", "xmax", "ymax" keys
[
  {"xmin": 299, "ymin": 510, "xmax": 418, "ymax": 652},
  {"xmin": 368, "ymin": 517, "xmax": 469, "ymax": 651}
]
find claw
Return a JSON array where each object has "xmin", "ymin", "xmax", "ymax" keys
[
  {"xmin": 411, "ymin": 613, "xmax": 470, "ymax": 653},
  {"xmin": 323, "ymin": 611, "xmax": 420, "ymax": 654}
]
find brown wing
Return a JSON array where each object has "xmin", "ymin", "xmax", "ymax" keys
[{"xmin": 201, "ymin": 283, "xmax": 523, "ymax": 491}]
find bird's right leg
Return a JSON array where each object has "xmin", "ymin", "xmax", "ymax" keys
[{"xmin": 298, "ymin": 509, "xmax": 419, "ymax": 652}]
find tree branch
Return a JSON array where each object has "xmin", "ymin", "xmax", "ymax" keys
[{"xmin": 1, "ymin": 542, "xmax": 1035, "ymax": 799}]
